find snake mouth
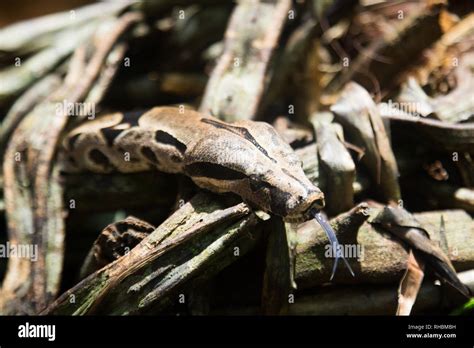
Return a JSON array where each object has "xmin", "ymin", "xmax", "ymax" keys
[{"xmin": 282, "ymin": 197, "xmax": 325, "ymax": 223}]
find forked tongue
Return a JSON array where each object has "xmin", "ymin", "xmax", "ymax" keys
[{"xmin": 311, "ymin": 209, "xmax": 355, "ymax": 280}]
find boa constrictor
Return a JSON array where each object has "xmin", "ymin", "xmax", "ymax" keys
[
  {"xmin": 60, "ymin": 106, "xmax": 325, "ymax": 222},
  {"xmin": 60, "ymin": 106, "xmax": 355, "ymax": 277}
]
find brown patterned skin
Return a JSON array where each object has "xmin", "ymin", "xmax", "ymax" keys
[
  {"xmin": 80, "ymin": 216, "xmax": 155, "ymax": 278},
  {"xmin": 60, "ymin": 107, "xmax": 325, "ymax": 222}
]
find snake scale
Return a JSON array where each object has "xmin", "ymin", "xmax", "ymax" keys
[{"xmin": 60, "ymin": 106, "xmax": 353, "ymax": 276}]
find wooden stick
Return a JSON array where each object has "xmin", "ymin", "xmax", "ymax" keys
[
  {"xmin": 312, "ymin": 114, "xmax": 355, "ymax": 215},
  {"xmin": 1, "ymin": 12, "xmax": 141, "ymax": 315},
  {"xmin": 42, "ymin": 193, "xmax": 257, "ymax": 315},
  {"xmin": 295, "ymin": 208, "xmax": 474, "ymax": 288},
  {"xmin": 199, "ymin": 0, "xmax": 291, "ymax": 121}
]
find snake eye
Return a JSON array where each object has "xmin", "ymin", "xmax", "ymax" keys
[{"xmin": 249, "ymin": 175, "xmax": 266, "ymax": 192}]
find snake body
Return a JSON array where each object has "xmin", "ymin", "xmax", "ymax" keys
[{"xmin": 60, "ymin": 107, "xmax": 325, "ymax": 222}]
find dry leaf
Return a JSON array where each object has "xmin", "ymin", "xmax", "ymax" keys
[{"xmin": 396, "ymin": 249, "xmax": 425, "ymax": 316}]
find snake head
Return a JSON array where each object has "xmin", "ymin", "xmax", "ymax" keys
[
  {"xmin": 189, "ymin": 118, "xmax": 325, "ymax": 222},
  {"xmin": 246, "ymin": 166, "xmax": 325, "ymax": 222}
]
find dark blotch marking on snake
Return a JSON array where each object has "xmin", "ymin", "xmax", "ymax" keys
[
  {"xmin": 99, "ymin": 111, "xmax": 144, "ymax": 146},
  {"xmin": 67, "ymin": 155, "xmax": 77, "ymax": 165},
  {"xmin": 68, "ymin": 133, "xmax": 81, "ymax": 149},
  {"xmin": 101, "ymin": 128, "xmax": 126, "ymax": 147},
  {"xmin": 201, "ymin": 118, "xmax": 276, "ymax": 163},
  {"xmin": 121, "ymin": 110, "xmax": 144, "ymax": 127},
  {"xmin": 170, "ymin": 154, "xmax": 182, "ymax": 163},
  {"xmin": 115, "ymin": 221, "xmax": 154, "ymax": 234},
  {"xmin": 154, "ymin": 130, "xmax": 187, "ymax": 154},
  {"xmin": 89, "ymin": 149, "xmax": 112, "ymax": 169},
  {"xmin": 185, "ymin": 162, "xmax": 247, "ymax": 181},
  {"xmin": 141, "ymin": 146, "xmax": 160, "ymax": 164}
]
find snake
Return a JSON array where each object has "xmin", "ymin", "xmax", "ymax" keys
[{"xmin": 60, "ymin": 106, "xmax": 354, "ymax": 277}]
